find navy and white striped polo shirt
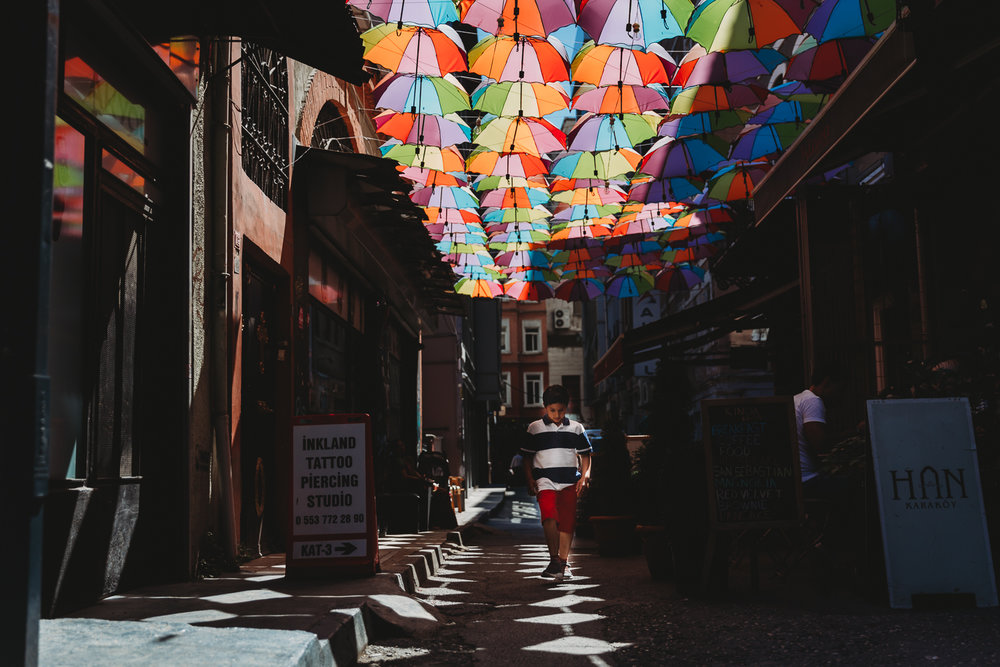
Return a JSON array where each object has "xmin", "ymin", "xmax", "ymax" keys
[{"xmin": 521, "ymin": 416, "xmax": 592, "ymax": 492}]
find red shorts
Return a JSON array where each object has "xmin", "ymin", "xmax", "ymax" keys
[{"xmin": 536, "ymin": 486, "xmax": 578, "ymax": 534}]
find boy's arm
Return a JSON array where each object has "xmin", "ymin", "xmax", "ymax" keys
[
  {"xmin": 522, "ymin": 453, "xmax": 538, "ymax": 495},
  {"xmin": 576, "ymin": 452, "xmax": 592, "ymax": 494}
]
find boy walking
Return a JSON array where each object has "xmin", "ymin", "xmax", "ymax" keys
[{"xmin": 521, "ymin": 385, "xmax": 592, "ymax": 581}]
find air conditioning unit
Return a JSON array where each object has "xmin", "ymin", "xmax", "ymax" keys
[{"xmin": 553, "ymin": 309, "xmax": 568, "ymax": 329}]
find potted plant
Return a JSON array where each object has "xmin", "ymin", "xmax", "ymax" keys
[{"xmin": 584, "ymin": 415, "xmax": 639, "ymax": 556}]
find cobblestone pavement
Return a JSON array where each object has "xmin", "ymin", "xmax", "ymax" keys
[{"xmin": 360, "ymin": 491, "xmax": 1000, "ymax": 666}]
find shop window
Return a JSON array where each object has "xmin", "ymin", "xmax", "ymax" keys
[
  {"xmin": 240, "ymin": 42, "xmax": 289, "ymax": 210},
  {"xmin": 524, "ymin": 372, "xmax": 544, "ymax": 407},
  {"xmin": 63, "ymin": 56, "xmax": 146, "ymax": 153},
  {"xmin": 522, "ymin": 320, "xmax": 541, "ymax": 354}
]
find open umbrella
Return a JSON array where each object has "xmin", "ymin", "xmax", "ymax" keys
[
  {"xmin": 468, "ymin": 34, "xmax": 570, "ymax": 83},
  {"xmin": 605, "ymin": 240, "xmax": 663, "ymax": 268},
  {"xmin": 705, "ymin": 161, "xmax": 771, "ymax": 200},
  {"xmin": 482, "ymin": 205, "xmax": 552, "ymax": 223},
  {"xmin": 628, "ymin": 176, "xmax": 705, "ymax": 203},
  {"xmin": 555, "ymin": 273, "xmax": 607, "ymax": 300},
  {"xmin": 385, "ymin": 144, "xmax": 467, "ymax": 171},
  {"xmin": 685, "ymin": 0, "xmax": 800, "ymax": 51},
  {"xmin": 572, "ymin": 82, "xmax": 671, "ymax": 114},
  {"xmin": 639, "ymin": 136, "xmax": 727, "ymax": 179},
  {"xmin": 672, "ymin": 205, "xmax": 734, "ymax": 227},
  {"xmin": 606, "ymin": 268, "xmax": 656, "ymax": 297},
  {"xmin": 671, "ymin": 47, "xmax": 786, "ymax": 88},
  {"xmin": 804, "ymin": 0, "xmax": 896, "ymax": 43},
  {"xmin": 373, "ymin": 73, "xmax": 471, "ymax": 115},
  {"xmin": 471, "ymin": 80, "xmax": 570, "ymax": 116},
  {"xmin": 488, "ymin": 227, "xmax": 551, "ymax": 245},
  {"xmin": 550, "ymin": 185, "xmax": 627, "ymax": 205},
  {"xmin": 744, "ymin": 99, "xmax": 814, "ymax": 126},
  {"xmin": 361, "ymin": 24, "xmax": 467, "ymax": 76},
  {"xmin": 473, "ymin": 116, "xmax": 567, "ymax": 155},
  {"xmin": 549, "ymin": 223, "xmax": 615, "ymax": 248},
  {"xmin": 668, "ymin": 83, "xmax": 769, "ymax": 116},
  {"xmin": 728, "ymin": 123, "xmax": 804, "ymax": 161},
  {"xmin": 466, "ymin": 148, "xmax": 550, "ymax": 177},
  {"xmin": 410, "ymin": 185, "xmax": 481, "ymax": 208},
  {"xmin": 567, "ymin": 112, "xmax": 660, "ymax": 151},
  {"xmin": 785, "ymin": 37, "xmax": 876, "ymax": 82},
  {"xmin": 423, "ymin": 206, "xmax": 483, "ymax": 226},
  {"xmin": 550, "ymin": 149, "xmax": 642, "ymax": 179},
  {"xmin": 571, "ymin": 42, "xmax": 673, "ymax": 86},
  {"xmin": 479, "ymin": 186, "xmax": 552, "ymax": 208},
  {"xmin": 473, "ymin": 174, "xmax": 550, "ymax": 190},
  {"xmin": 376, "ymin": 111, "xmax": 472, "ymax": 146},
  {"xmin": 655, "ymin": 262, "xmax": 705, "ymax": 291},
  {"xmin": 658, "ymin": 109, "xmax": 749, "ymax": 141},
  {"xmin": 550, "ymin": 176, "xmax": 630, "ymax": 192},
  {"xmin": 577, "ymin": 0, "xmax": 693, "ymax": 50},
  {"xmin": 503, "ymin": 272, "xmax": 556, "ymax": 300},
  {"xmin": 454, "ymin": 276, "xmax": 506, "ymax": 298},
  {"xmin": 399, "ymin": 166, "xmax": 469, "ymax": 187},
  {"xmin": 552, "ymin": 202, "xmax": 623, "ymax": 220},
  {"xmin": 349, "ymin": 0, "xmax": 460, "ymax": 29},
  {"xmin": 461, "ymin": 0, "xmax": 576, "ymax": 37}
]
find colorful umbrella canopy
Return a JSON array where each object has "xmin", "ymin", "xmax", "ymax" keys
[
  {"xmin": 567, "ymin": 112, "xmax": 660, "ymax": 151},
  {"xmin": 554, "ymin": 275, "xmax": 606, "ymax": 300},
  {"xmin": 488, "ymin": 227, "xmax": 551, "ymax": 245},
  {"xmin": 785, "ymin": 37, "xmax": 875, "ymax": 82},
  {"xmin": 576, "ymin": 0, "xmax": 693, "ymax": 50},
  {"xmin": 705, "ymin": 161, "xmax": 771, "ymax": 200},
  {"xmin": 673, "ymin": 205, "xmax": 734, "ymax": 227},
  {"xmin": 729, "ymin": 122, "xmax": 804, "ymax": 161},
  {"xmin": 744, "ymin": 99, "xmax": 814, "ymax": 125},
  {"xmin": 468, "ymin": 35, "xmax": 571, "ymax": 83},
  {"xmin": 628, "ymin": 176, "xmax": 705, "ymax": 203},
  {"xmin": 349, "ymin": 0, "xmax": 460, "ymax": 28},
  {"xmin": 571, "ymin": 42, "xmax": 673, "ymax": 86},
  {"xmin": 423, "ymin": 206, "xmax": 483, "ymax": 225},
  {"xmin": 384, "ymin": 143, "xmax": 466, "ymax": 171},
  {"xmin": 550, "ymin": 176, "xmax": 630, "ymax": 192},
  {"xmin": 410, "ymin": 185, "xmax": 481, "ymax": 208},
  {"xmin": 470, "ymin": 80, "xmax": 570, "ymax": 116},
  {"xmin": 640, "ymin": 136, "xmax": 727, "ymax": 179},
  {"xmin": 658, "ymin": 109, "xmax": 749, "ymax": 143},
  {"xmin": 473, "ymin": 115, "xmax": 567, "ymax": 155},
  {"xmin": 550, "ymin": 149, "xmax": 642, "ymax": 179},
  {"xmin": 550, "ymin": 185, "xmax": 627, "ymax": 205},
  {"xmin": 466, "ymin": 148, "xmax": 550, "ymax": 176},
  {"xmin": 552, "ymin": 202, "xmax": 622, "ymax": 220},
  {"xmin": 461, "ymin": 0, "xmax": 576, "ymax": 37},
  {"xmin": 504, "ymin": 273, "xmax": 556, "ymax": 300},
  {"xmin": 399, "ymin": 166, "xmax": 469, "ymax": 187},
  {"xmin": 671, "ymin": 47, "xmax": 786, "ymax": 88},
  {"xmin": 804, "ymin": 0, "xmax": 896, "ymax": 43},
  {"xmin": 376, "ymin": 111, "xmax": 472, "ymax": 146},
  {"xmin": 605, "ymin": 268, "xmax": 656, "ymax": 297},
  {"xmin": 455, "ymin": 276, "xmax": 506, "ymax": 298},
  {"xmin": 572, "ymin": 82, "xmax": 671, "ymax": 114},
  {"xmin": 482, "ymin": 205, "xmax": 552, "ymax": 222},
  {"xmin": 373, "ymin": 73, "xmax": 471, "ymax": 115},
  {"xmin": 472, "ymin": 174, "xmax": 550, "ymax": 190},
  {"xmin": 655, "ymin": 262, "xmax": 706, "ymax": 291},
  {"xmin": 686, "ymin": 0, "xmax": 801, "ymax": 51},
  {"xmin": 668, "ymin": 83, "xmax": 769, "ymax": 115},
  {"xmin": 361, "ymin": 24, "xmax": 467, "ymax": 76},
  {"xmin": 479, "ymin": 185, "xmax": 552, "ymax": 207}
]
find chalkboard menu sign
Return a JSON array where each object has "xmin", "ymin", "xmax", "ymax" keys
[{"xmin": 702, "ymin": 397, "xmax": 802, "ymax": 528}]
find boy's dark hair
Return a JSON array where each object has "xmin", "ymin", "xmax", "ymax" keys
[
  {"xmin": 810, "ymin": 363, "xmax": 842, "ymax": 387},
  {"xmin": 542, "ymin": 384, "xmax": 570, "ymax": 407}
]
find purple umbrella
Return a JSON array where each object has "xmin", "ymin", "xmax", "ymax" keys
[
  {"xmin": 639, "ymin": 136, "xmax": 727, "ymax": 179},
  {"xmin": 672, "ymin": 48, "xmax": 786, "ymax": 88}
]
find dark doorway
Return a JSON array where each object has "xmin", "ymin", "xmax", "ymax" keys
[{"xmin": 241, "ymin": 261, "xmax": 281, "ymax": 554}]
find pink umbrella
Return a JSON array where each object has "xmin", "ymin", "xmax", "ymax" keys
[{"xmin": 461, "ymin": 0, "xmax": 576, "ymax": 37}]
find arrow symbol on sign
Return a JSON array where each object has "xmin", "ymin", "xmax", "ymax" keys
[{"xmin": 335, "ymin": 542, "xmax": 357, "ymax": 555}]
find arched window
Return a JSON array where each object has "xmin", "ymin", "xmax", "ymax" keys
[{"xmin": 312, "ymin": 101, "xmax": 354, "ymax": 153}]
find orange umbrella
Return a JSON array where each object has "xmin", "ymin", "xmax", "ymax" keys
[
  {"xmin": 571, "ymin": 42, "xmax": 672, "ymax": 86},
  {"xmin": 461, "ymin": 0, "xmax": 576, "ymax": 37},
  {"xmin": 469, "ymin": 35, "xmax": 570, "ymax": 83},
  {"xmin": 466, "ymin": 149, "xmax": 550, "ymax": 177},
  {"xmin": 473, "ymin": 116, "xmax": 567, "ymax": 156},
  {"xmin": 572, "ymin": 83, "xmax": 670, "ymax": 114},
  {"xmin": 362, "ymin": 24, "xmax": 467, "ymax": 76}
]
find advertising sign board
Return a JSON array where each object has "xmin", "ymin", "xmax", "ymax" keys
[
  {"xmin": 868, "ymin": 398, "xmax": 997, "ymax": 608},
  {"xmin": 287, "ymin": 414, "xmax": 378, "ymax": 577}
]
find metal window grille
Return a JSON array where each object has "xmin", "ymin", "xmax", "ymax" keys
[{"xmin": 241, "ymin": 42, "xmax": 289, "ymax": 210}]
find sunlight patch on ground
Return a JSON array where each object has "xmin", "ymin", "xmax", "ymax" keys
[
  {"xmin": 549, "ymin": 583, "xmax": 601, "ymax": 591},
  {"xmin": 530, "ymin": 594, "xmax": 604, "ymax": 607},
  {"xmin": 515, "ymin": 612, "xmax": 604, "ymax": 625},
  {"xmin": 523, "ymin": 637, "xmax": 631, "ymax": 655},
  {"xmin": 200, "ymin": 589, "xmax": 290, "ymax": 605},
  {"xmin": 142, "ymin": 609, "xmax": 237, "ymax": 624},
  {"xmin": 415, "ymin": 587, "xmax": 471, "ymax": 596},
  {"xmin": 368, "ymin": 595, "xmax": 439, "ymax": 621},
  {"xmin": 359, "ymin": 645, "xmax": 432, "ymax": 663}
]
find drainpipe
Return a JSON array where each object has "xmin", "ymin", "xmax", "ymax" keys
[{"xmin": 210, "ymin": 38, "xmax": 238, "ymax": 564}]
